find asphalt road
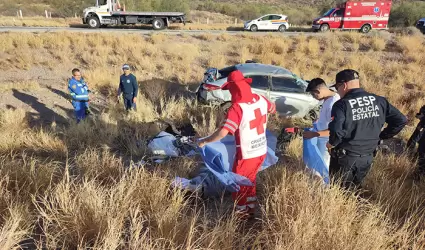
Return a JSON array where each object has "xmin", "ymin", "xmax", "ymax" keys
[{"xmin": 0, "ymin": 26, "xmax": 319, "ymax": 36}]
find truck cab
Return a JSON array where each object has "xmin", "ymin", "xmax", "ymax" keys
[
  {"xmin": 312, "ymin": 8, "xmax": 345, "ymax": 32},
  {"xmin": 312, "ymin": 0, "xmax": 392, "ymax": 33}
]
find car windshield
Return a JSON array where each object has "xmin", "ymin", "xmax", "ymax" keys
[
  {"xmin": 322, "ymin": 8, "xmax": 335, "ymax": 17},
  {"xmin": 292, "ymin": 74, "xmax": 308, "ymax": 91},
  {"xmin": 218, "ymin": 66, "xmax": 237, "ymax": 80}
]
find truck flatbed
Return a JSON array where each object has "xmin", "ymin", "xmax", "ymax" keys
[{"xmin": 111, "ymin": 11, "xmax": 185, "ymax": 17}]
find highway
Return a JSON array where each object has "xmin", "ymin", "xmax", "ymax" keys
[{"xmin": 0, "ymin": 26, "xmax": 319, "ymax": 36}]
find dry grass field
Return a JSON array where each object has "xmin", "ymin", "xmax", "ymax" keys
[{"xmin": 0, "ymin": 30, "xmax": 425, "ymax": 249}]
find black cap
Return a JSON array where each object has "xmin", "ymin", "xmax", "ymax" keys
[
  {"xmin": 306, "ymin": 78, "xmax": 326, "ymax": 92},
  {"xmin": 330, "ymin": 69, "xmax": 360, "ymax": 88}
]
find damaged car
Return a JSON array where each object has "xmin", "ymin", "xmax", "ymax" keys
[{"xmin": 196, "ymin": 62, "xmax": 321, "ymax": 120}]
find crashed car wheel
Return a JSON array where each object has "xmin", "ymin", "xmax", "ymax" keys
[
  {"xmin": 306, "ymin": 107, "xmax": 320, "ymax": 121},
  {"xmin": 220, "ymin": 102, "xmax": 232, "ymax": 114}
]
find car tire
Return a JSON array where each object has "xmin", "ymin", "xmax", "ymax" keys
[
  {"xmin": 87, "ymin": 16, "xmax": 100, "ymax": 29},
  {"xmin": 360, "ymin": 24, "xmax": 372, "ymax": 34},
  {"xmin": 278, "ymin": 25, "xmax": 287, "ymax": 32},
  {"xmin": 306, "ymin": 108, "xmax": 320, "ymax": 121},
  {"xmin": 319, "ymin": 24, "xmax": 329, "ymax": 32},
  {"xmin": 250, "ymin": 25, "xmax": 258, "ymax": 32},
  {"xmin": 152, "ymin": 18, "xmax": 165, "ymax": 30}
]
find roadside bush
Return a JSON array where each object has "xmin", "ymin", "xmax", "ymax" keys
[
  {"xmin": 195, "ymin": 1, "xmax": 319, "ymax": 25},
  {"xmin": 389, "ymin": 1, "xmax": 425, "ymax": 27}
]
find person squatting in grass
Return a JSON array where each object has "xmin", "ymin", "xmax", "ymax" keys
[
  {"xmin": 117, "ymin": 64, "xmax": 138, "ymax": 111},
  {"xmin": 303, "ymin": 78, "xmax": 340, "ymax": 175},
  {"xmin": 407, "ymin": 105, "xmax": 425, "ymax": 177},
  {"xmin": 68, "ymin": 68, "xmax": 91, "ymax": 123},
  {"xmin": 197, "ymin": 70, "xmax": 276, "ymax": 219},
  {"xmin": 326, "ymin": 69, "xmax": 407, "ymax": 190}
]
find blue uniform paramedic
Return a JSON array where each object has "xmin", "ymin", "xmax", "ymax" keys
[
  {"xmin": 68, "ymin": 68, "xmax": 90, "ymax": 123},
  {"xmin": 327, "ymin": 69, "xmax": 407, "ymax": 189},
  {"xmin": 304, "ymin": 78, "xmax": 340, "ymax": 170},
  {"xmin": 117, "ymin": 64, "xmax": 138, "ymax": 111}
]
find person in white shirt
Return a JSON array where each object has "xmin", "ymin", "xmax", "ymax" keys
[{"xmin": 303, "ymin": 78, "xmax": 340, "ymax": 167}]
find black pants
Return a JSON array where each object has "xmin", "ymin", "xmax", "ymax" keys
[
  {"xmin": 417, "ymin": 138, "xmax": 425, "ymax": 173},
  {"xmin": 329, "ymin": 153, "xmax": 374, "ymax": 190},
  {"xmin": 124, "ymin": 97, "xmax": 136, "ymax": 111}
]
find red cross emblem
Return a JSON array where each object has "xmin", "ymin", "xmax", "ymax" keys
[{"xmin": 250, "ymin": 108, "xmax": 267, "ymax": 135}]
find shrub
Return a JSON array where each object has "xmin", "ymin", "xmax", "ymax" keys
[{"xmin": 389, "ymin": 1, "xmax": 425, "ymax": 27}]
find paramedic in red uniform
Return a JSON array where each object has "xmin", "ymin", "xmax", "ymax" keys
[{"xmin": 197, "ymin": 70, "xmax": 276, "ymax": 218}]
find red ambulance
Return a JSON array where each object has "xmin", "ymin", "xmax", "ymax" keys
[{"xmin": 312, "ymin": 0, "xmax": 392, "ymax": 33}]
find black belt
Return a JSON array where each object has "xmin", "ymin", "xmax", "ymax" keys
[{"xmin": 333, "ymin": 148, "xmax": 373, "ymax": 158}]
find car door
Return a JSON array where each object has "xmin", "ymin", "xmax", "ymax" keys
[
  {"xmin": 269, "ymin": 75, "xmax": 316, "ymax": 118},
  {"xmin": 257, "ymin": 15, "xmax": 271, "ymax": 30},
  {"xmin": 247, "ymin": 74, "xmax": 271, "ymax": 99},
  {"xmin": 330, "ymin": 9, "xmax": 344, "ymax": 29},
  {"xmin": 269, "ymin": 15, "xmax": 282, "ymax": 30}
]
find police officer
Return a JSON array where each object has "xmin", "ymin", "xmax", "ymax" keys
[
  {"xmin": 326, "ymin": 69, "xmax": 407, "ymax": 189},
  {"xmin": 117, "ymin": 64, "xmax": 138, "ymax": 111},
  {"xmin": 68, "ymin": 68, "xmax": 90, "ymax": 123}
]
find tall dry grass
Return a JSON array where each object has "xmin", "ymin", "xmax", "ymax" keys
[{"xmin": 0, "ymin": 31, "xmax": 425, "ymax": 248}]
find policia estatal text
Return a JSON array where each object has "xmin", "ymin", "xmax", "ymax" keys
[{"xmin": 327, "ymin": 69, "xmax": 407, "ymax": 189}]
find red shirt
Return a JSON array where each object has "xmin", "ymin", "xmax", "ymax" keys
[{"xmin": 221, "ymin": 94, "xmax": 276, "ymax": 159}]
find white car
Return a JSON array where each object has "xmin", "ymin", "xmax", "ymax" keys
[{"xmin": 244, "ymin": 14, "xmax": 289, "ymax": 32}]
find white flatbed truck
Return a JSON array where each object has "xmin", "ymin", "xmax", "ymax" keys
[{"xmin": 82, "ymin": 0, "xmax": 186, "ymax": 30}]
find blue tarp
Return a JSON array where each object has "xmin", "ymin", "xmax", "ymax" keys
[
  {"xmin": 303, "ymin": 127, "xmax": 329, "ymax": 184},
  {"xmin": 199, "ymin": 130, "xmax": 279, "ymax": 193},
  {"xmin": 171, "ymin": 126, "xmax": 329, "ymax": 197}
]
